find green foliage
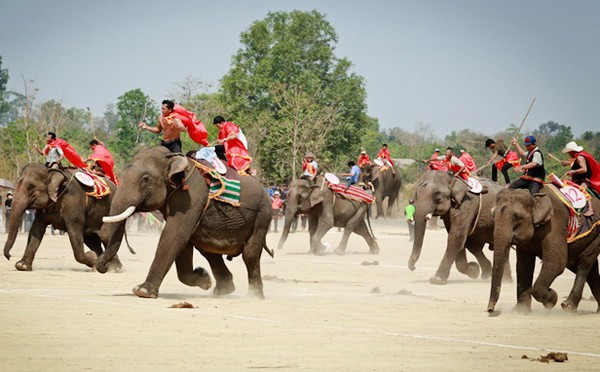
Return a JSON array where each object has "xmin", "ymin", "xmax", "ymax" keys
[
  {"xmin": 0, "ymin": 56, "xmax": 10, "ymax": 124},
  {"xmin": 220, "ymin": 10, "xmax": 374, "ymax": 183}
]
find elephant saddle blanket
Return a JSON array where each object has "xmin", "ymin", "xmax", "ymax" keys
[
  {"xmin": 192, "ymin": 159, "xmax": 241, "ymax": 206},
  {"xmin": 326, "ymin": 182, "xmax": 375, "ymax": 204},
  {"xmin": 547, "ymin": 183, "xmax": 600, "ymax": 243},
  {"xmin": 74, "ymin": 170, "xmax": 111, "ymax": 199}
]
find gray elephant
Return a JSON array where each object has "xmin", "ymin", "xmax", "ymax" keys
[
  {"xmin": 408, "ymin": 170, "xmax": 511, "ymax": 284},
  {"xmin": 488, "ymin": 188, "xmax": 600, "ymax": 313},
  {"xmin": 97, "ymin": 146, "xmax": 272, "ymax": 299},
  {"xmin": 360, "ymin": 163, "xmax": 402, "ymax": 218},
  {"xmin": 277, "ymin": 176, "xmax": 378, "ymax": 255},
  {"xmin": 3, "ymin": 163, "xmax": 122, "ymax": 271}
]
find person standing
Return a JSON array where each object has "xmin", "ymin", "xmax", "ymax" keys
[
  {"xmin": 508, "ymin": 135, "xmax": 545, "ymax": 194},
  {"xmin": 139, "ymin": 99, "xmax": 189, "ymax": 190},
  {"xmin": 405, "ymin": 199, "xmax": 416, "ymax": 242},
  {"xmin": 484, "ymin": 138, "xmax": 520, "ymax": 184},
  {"xmin": 301, "ymin": 152, "xmax": 319, "ymax": 181},
  {"xmin": 213, "ymin": 115, "xmax": 252, "ymax": 174},
  {"xmin": 270, "ymin": 191, "xmax": 284, "ymax": 232},
  {"xmin": 4, "ymin": 191, "xmax": 13, "ymax": 233}
]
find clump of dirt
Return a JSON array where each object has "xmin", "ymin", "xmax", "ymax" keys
[
  {"xmin": 370, "ymin": 287, "xmax": 381, "ymax": 293},
  {"xmin": 361, "ymin": 261, "xmax": 379, "ymax": 266},
  {"xmin": 521, "ymin": 352, "xmax": 568, "ymax": 363},
  {"xmin": 262, "ymin": 275, "xmax": 287, "ymax": 283},
  {"xmin": 169, "ymin": 302, "xmax": 195, "ymax": 309},
  {"xmin": 397, "ymin": 289, "xmax": 412, "ymax": 296}
]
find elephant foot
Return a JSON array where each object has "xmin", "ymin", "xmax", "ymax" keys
[
  {"xmin": 512, "ymin": 302, "xmax": 532, "ymax": 314},
  {"xmin": 542, "ymin": 289, "xmax": 558, "ymax": 309},
  {"xmin": 132, "ymin": 284, "xmax": 158, "ymax": 299},
  {"xmin": 15, "ymin": 260, "xmax": 32, "ymax": 271},
  {"xmin": 369, "ymin": 244, "xmax": 380, "ymax": 255},
  {"xmin": 313, "ymin": 244, "xmax": 327, "ymax": 256},
  {"xmin": 465, "ymin": 262, "xmax": 480, "ymax": 279},
  {"xmin": 193, "ymin": 267, "xmax": 212, "ymax": 290},
  {"xmin": 84, "ymin": 251, "xmax": 98, "ymax": 268},
  {"xmin": 502, "ymin": 274, "xmax": 514, "ymax": 284},
  {"xmin": 213, "ymin": 281, "xmax": 235, "ymax": 296},
  {"xmin": 106, "ymin": 256, "xmax": 123, "ymax": 273},
  {"xmin": 429, "ymin": 275, "xmax": 448, "ymax": 285},
  {"xmin": 247, "ymin": 286, "xmax": 265, "ymax": 300},
  {"xmin": 560, "ymin": 300, "xmax": 578, "ymax": 313},
  {"xmin": 408, "ymin": 258, "xmax": 417, "ymax": 272},
  {"xmin": 334, "ymin": 246, "xmax": 346, "ymax": 255}
]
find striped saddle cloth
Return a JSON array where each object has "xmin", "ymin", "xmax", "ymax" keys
[
  {"xmin": 327, "ymin": 182, "xmax": 375, "ymax": 204},
  {"xmin": 193, "ymin": 160, "xmax": 241, "ymax": 206}
]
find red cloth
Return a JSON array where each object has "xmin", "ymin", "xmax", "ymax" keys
[
  {"xmin": 459, "ymin": 152, "xmax": 477, "ymax": 173},
  {"xmin": 89, "ymin": 143, "xmax": 118, "ymax": 185},
  {"xmin": 173, "ymin": 105, "xmax": 209, "ymax": 146},
  {"xmin": 357, "ymin": 154, "xmax": 371, "ymax": 167},
  {"xmin": 577, "ymin": 151, "xmax": 600, "ymax": 194},
  {"xmin": 495, "ymin": 150, "xmax": 520, "ymax": 170},
  {"xmin": 327, "ymin": 183, "xmax": 375, "ymax": 204},
  {"xmin": 44, "ymin": 138, "xmax": 86, "ymax": 168},
  {"xmin": 377, "ymin": 148, "xmax": 394, "ymax": 166},
  {"xmin": 428, "ymin": 153, "xmax": 447, "ymax": 171},
  {"xmin": 271, "ymin": 197, "xmax": 284, "ymax": 210},
  {"xmin": 444, "ymin": 156, "xmax": 469, "ymax": 180},
  {"xmin": 218, "ymin": 121, "xmax": 252, "ymax": 173}
]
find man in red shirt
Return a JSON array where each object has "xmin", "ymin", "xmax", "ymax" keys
[
  {"xmin": 426, "ymin": 148, "xmax": 447, "ymax": 171},
  {"xmin": 213, "ymin": 116, "xmax": 252, "ymax": 174},
  {"xmin": 459, "ymin": 149, "xmax": 477, "ymax": 174},
  {"xmin": 88, "ymin": 139, "xmax": 119, "ymax": 185},
  {"xmin": 376, "ymin": 143, "xmax": 395, "ymax": 174},
  {"xmin": 357, "ymin": 149, "xmax": 371, "ymax": 167}
]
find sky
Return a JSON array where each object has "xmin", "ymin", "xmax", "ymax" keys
[{"xmin": 1, "ymin": 0, "xmax": 599, "ymax": 137}]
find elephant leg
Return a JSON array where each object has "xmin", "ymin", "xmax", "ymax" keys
[
  {"xmin": 375, "ymin": 195, "xmax": 384, "ymax": 219},
  {"xmin": 311, "ymin": 214, "xmax": 332, "ymax": 256},
  {"xmin": 175, "ymin": 243, "xmax": 211, "ymax": 291},
  {"xmin": 531, "ymin": 253, "xmax": 566, "ymax": 310},
  {"xmin": 65, "ymin": 226, "xmax": 97, "ymax": 269},
  {"xmin": 200, "ymin": 251, "xmax": 235, "ymax": 296},
  {"xmin": 514, "ymin": 250, "xmax": 536, "ymax": 313},
  {"xmin": 430, "ymin": 228, "xmax": 469, "ymax": 285},
  {"xmin": 83, "ymin": 234, "xmax": 119, "ymax": 272},
  {"xmin": 334, "ymin": 205, "xmax": 365, "ymax": 255},
  {"xmin": 242, "ymin": 231, "xmax": 266, "ymax": 299},
  {"xmin": 386, "ymin": 194, "xmax": 398, "ymax": 218},
  {"xmin": 133, "ymin": 227, "xmax": 191, "ymax": 298},
  {"xmin": 15, "ymin": 218, "xmax": 48, "ymax": 271},
  {"xmin": 561, "ymin": 242, "xmax": 600, "ymax": 312},
  {"xmin": 582, "ymin": 260, "xmax": 600, "ymax": 313},
  {"xmin": 466, "ymin": 240, "xmax": 491, "ymax": 279}
]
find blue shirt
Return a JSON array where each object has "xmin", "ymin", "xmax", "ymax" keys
[{"xmin": 350, "ymin": 165, "xmax": 361, "ymax": 183}]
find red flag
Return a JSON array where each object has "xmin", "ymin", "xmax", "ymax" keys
[
  {"xmin": 173, "ymin": 105, "xmax": 209, "ymax": 146},
  {"xmin": 49, "ymin": 138, "xmax": 87, "ymax": 168}
]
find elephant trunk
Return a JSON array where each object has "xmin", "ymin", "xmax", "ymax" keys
[
  {"xmin": 96, "ymin": 203, "xmax": 134, "ymax": 273},
  {"xmin": 408, "ymin": 207, "xmax": 430, "ymax": 271},
  {"xmin": 278, "ymin": 202, "xmax": 297, "ymax": 250},
  {"xmin": 487, "ymin": 225, "xmax": 513, "ymax": 312},
  {"xmin": 3, "ymin": 194, "xmax": 29, "ymax": 260}
]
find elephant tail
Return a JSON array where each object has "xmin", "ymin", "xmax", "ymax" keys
[
  {"xmin": 123, "ymin": 229, "xmax": 136, "ymax": 255},
  {"xmin": 366, "ymin": 205, "xmax": 377, "ymax": 241},
  {"xmin": 263, "ymin": 238, "xmax": 274, "ymax": 258}
]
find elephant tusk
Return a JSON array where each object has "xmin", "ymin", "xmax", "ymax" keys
[
  {"xmin": 103, "ymin": 206, "xmax": 136, "ymax": 223},
  {"xmin": 425, "ymin": 213, "xmax": 433, "ymax": 221}
]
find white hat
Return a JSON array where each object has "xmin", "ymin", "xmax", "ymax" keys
[
  {"xmin": 562, "ymin": 141, "xmax": 583, "ymax": 153},
  {"xmin": 434, "ymin": 148, "xmax": 440, "ymax": 152},
  {"xmin": 273, "ymin": 191, "xmax": 280, "ymax": 196}
]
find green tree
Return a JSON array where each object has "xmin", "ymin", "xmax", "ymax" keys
[
  {"xmin": 220, "ymin": 10, "xmax": 374, "ymax": 183},
  {"xmin": 113, "ymin": 89, "xmax": 158, "ymax": 163},
  {"xmin": 0, "ymin": 55, "xmax": 10, "ymax": 124}
]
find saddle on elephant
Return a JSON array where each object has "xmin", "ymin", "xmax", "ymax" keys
[
  {"xmin": 190, "ymin": 156, "xmax": 242, "ymax": 206},
  {"xmin": 72, "ymin": 169, "xmax": 111, "ymax": 199},
  {"xmin": 546, "ymin": 181, "xmax": 600, "ymax": 243},
  {"xmin": 323, "ymin": 173, "xmax": 375, "ymax": 204}
]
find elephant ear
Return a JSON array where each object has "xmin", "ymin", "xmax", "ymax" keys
[
  {"xmin": 450, "ymin": 177, "xmax": 468, "ymax": 206},
  {"xmin": 309, "ymin": 186, "xmax": 324, "ymax": 207},
  {"xmin": 48, "ymin": 170, "xmax": 67, "ymax": 203},
  {"xmin": 166, "ymin": 154, "xmax": 190, "ymax": 185},
  {"xmin": 371, "ymin": 166, "xmax": 380, "ymax": 182},
  {"xmin": 532, "ymin": 192, "xmax": 553, "ymax": 227}
]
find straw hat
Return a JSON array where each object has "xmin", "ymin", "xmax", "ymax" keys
[
  {"xmin": 562, "ymin": 141, "xmax": 583, "ymax": 153},
  {"xmin": 305, "ymin": 152, "xmax": 314, "ymax": 159}
]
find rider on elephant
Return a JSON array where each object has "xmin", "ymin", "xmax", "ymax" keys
[
  {"xmin": 560, "ymin": 141, "xmax": 600, "ymax": 196},
  {"xmin": 376, "ymin": 144, "xmax": 395, "ymax": 174},
  {"xmin": 138, "ymin": 99, "xmax": 190, "ymax": 190},
  {"xmin": 484, "ymin": 138, "xmax": 520, "ymax": 184},
  {"xmin": 301, "ymin": 152, "xmax": 319, "ymax": 181},
  {"xmin": 437, "ymin": 147, "xmax": 469, "ymax": 180},
  {"xmin": 33, "ymin": 132, "xmax": 85, "ymax": 168},
  {"xmin": 508, "ymin": 135, "xmax": 545, "ymax": 195},
  {"xmin": 341, "ymin": 161, "xmax": 361, "ymax": 189},
  {"xmin": 425, "ymin": 148, "xmax": 447, "ymax": 171},
  {"xmin": 357, "ymin": 149, "xmax": 371, "ymax": 167},
  {"xmin": 88, "ymin": 139, "xmax": 119, "ymax": 185},
  {"xmin": 213, "ymin": 115, "xmax": 252, "ymax": 174},
  {"xmin": 459, "ymin": 149, "xmax": 477, "ymax": 174}
]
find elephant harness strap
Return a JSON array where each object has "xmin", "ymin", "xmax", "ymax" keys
[
  {"xmin": 191, "ymin": 159, "xmax": 241, "ymax": 207},
  {"xmin": 547, "ymin": 183, "xmax": 600, "ymax": 243}
]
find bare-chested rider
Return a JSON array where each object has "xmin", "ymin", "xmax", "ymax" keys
[{"xmin": 139, "ymin": 99, "xmax": 189, "ymax": 190}]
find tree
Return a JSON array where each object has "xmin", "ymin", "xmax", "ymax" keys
[
  {"xmin": 113, "ymin": 89, "xmax": 157, "ymax": 163},
  {"xmin": 220, "ymin": 10, "xmax": 374, "ymax": 183},
  {"xmin": 0, "ymin": 55, "xmax": 10, "ymax": 124}
]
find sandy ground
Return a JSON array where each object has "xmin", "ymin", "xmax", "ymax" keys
[{"xmin": 1, "ymin": 218, "xmax": 599, "ymax": 371}]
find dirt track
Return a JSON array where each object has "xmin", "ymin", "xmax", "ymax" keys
[{"xmin": 1, "ymin": 219, "xmax": 599, "ymax": 371}]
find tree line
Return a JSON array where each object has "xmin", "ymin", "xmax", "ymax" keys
[{"xmin": 1, "ymin": 11, "xmax": 599, "ymax": 188}]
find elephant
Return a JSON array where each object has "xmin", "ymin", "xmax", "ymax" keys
[
  {"xmin": 3, "ymin": 163, "xmax": 122, "ymax": 271},
  {"xmin": 96, "ymin": 146, "xmax": 272, "ymax": 299},
  {"xmin": 277, "ymin": 176, "xmax": 378, "ymax": 255},
  {"xmin": 360, "ymin": 163, "xmax": 402, "ymax": 218},
  {"xmin": 408, "ymin": 170, "xmax": 512, "ymax": 284},
  {"xmin": 487, "ymin": 188, "xmax": 600, "ymax": 313}
]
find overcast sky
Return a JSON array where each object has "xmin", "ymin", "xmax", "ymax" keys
[{"xmin": 1, "ymin": 0, "xmax": 599, "ymax": 137}]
